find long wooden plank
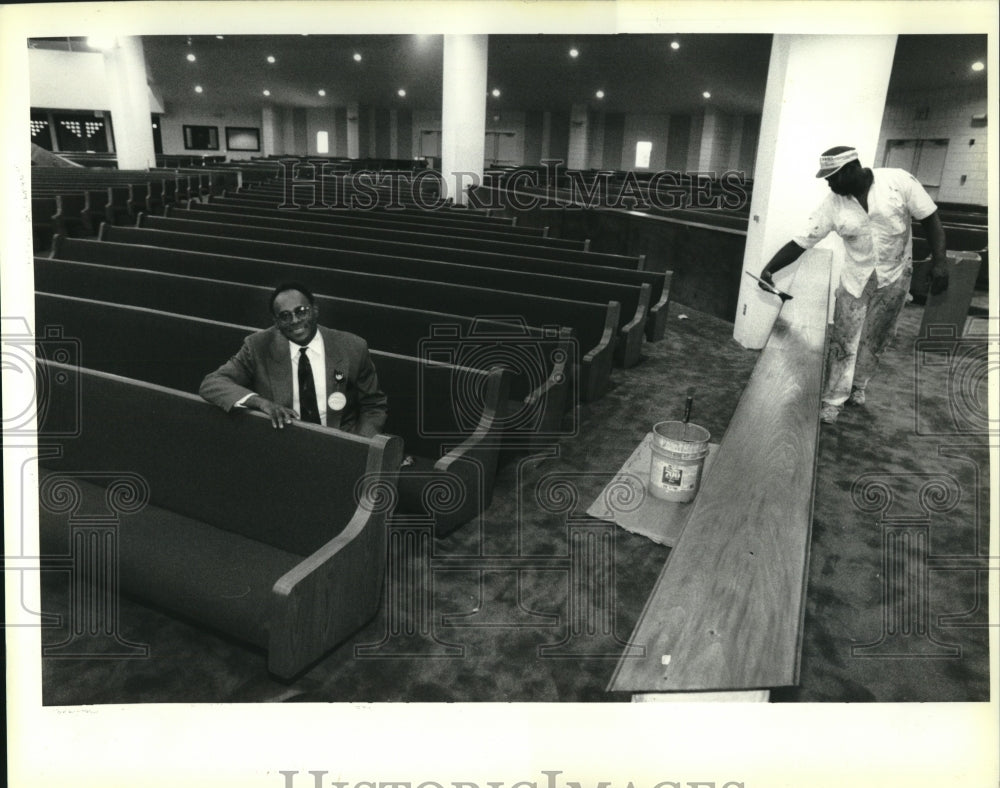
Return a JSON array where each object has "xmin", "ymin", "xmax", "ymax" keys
[{"xmin": 609, "ymin": 249, "xmax": 831, "ymax": 693}]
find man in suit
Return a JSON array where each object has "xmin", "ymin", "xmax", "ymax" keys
[{"xmin": 200, "ymin": 281, "xmax": 387, "ymax": 435}]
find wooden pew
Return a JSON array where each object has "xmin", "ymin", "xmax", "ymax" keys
[
  {"xmin": 34, "ymin": 255, "xmax": 573, "ymax": 445},
  {"xmin": 178, "ymin": 201, "xmax": 671, "ymax": 342},
  {"xmin": 36, "ymin": 358, "xmax": 402, "ymax": 679},
  {"xmin": 608, "ymin": 249, "xmax": 832, "ymax": 698},
  {"xmin": 31, "ymin": 196, "xmax": 58, "ymax": 252},
  {"xmin": 53, "ymin": 194, "xmax": 91, "ymax": 237},
  {"xmin": 35, "ymin": 291, "xmax": 511, "ymax": 535},
  {"xmin": 140, "ymin": 213, "xmax": 647, "ymax": 367},
  {"xmin": 80, "ymin": 230, "xmax": 619, "ymax": 402},
  {"xmin": 164, "ymin": 203, "xmax": 640, "ymax": 270},
  {"xmin": 215, "ymin": 191, "xmax": 543, "ymax": 236},
  {"xmin": 228, "ymin": 189, "xmax": 526, "ymax": 231},
  {"xmin": 186, "ymin": 200, "xmax": 582, "ymax": 250}
]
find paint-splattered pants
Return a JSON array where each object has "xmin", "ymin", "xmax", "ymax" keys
[{"xmin": 822, "ymin": 268, "xmax": 911, "ymax": 407}]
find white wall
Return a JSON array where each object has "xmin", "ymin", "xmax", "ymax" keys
[
  {"xmin": 622, "ymin": 114, "xmax": 670, "ymax": 171},
  {"xmin": 485, "ymin": 110, "xmax": 527, "ymax": 166},
  {"xmin": 567, "ymin": 103, "xmax": 589, "ymax": 170},
  {"xmin": 409, "ymin": 108, "xmax": 527, "ymax": 167},
  {"xmin": 877, "ymin": 84, "xmax": 989, "ymax": 206},
  {"xmin": 29, "ymin": 48, "xmax": 164, "ymax": 114},
  {"xmin": 306, "ymin": 107, "xmax": 339, "ymax": 156},
  {"xmin": 159, "ymin": 104, "xmax": 261, "ymax": 159},
  {"xmin": 686, "ymin": 111, "xmax": 704, "ymax": 172}
]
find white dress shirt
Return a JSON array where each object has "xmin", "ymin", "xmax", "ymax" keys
[
  {"xmin": 289, "ymin": 332, "xmax": 328, "ymax": 426},
  {"xmin": 235, "ymin": 331, "xmax": 328, "ymax": 425},
  {"xmin": 792, "ymin": 168, "xmax": 938, "ymax": 298}
]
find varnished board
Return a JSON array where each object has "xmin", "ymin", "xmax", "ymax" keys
[{"xmin": 609, "ymin": 249, "xmax": 832, "ymax": 693}]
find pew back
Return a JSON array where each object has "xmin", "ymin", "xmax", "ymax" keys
[{"xmin": 36, "ymin": 356, "xmax": 389, "ymax": 559}]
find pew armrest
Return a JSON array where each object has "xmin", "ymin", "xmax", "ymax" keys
[
  {"xmin": 615, "ymin": 282, "xmax": 651, "ymax": 368},
  {"xmin": 269, "ymin": 434, "xmax": 403, "ymax": 679},
  {"xmin": 646, "ymin": 271, "xmax": 673, "ymax": 342},
  {"xmin": 579, "ymin": 300, "xmax": 620, "ymax": 402},
  {"xmin": 428, "ymin": 365, "xmax": 512, "ymax": 534}
]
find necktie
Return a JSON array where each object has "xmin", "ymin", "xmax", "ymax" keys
[{"xmin": 298, "ymin": 347, "xmax": 321, "ymax": 424}]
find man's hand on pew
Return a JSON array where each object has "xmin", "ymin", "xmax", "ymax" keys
[
  {"xmin": 929, "ymin": 256, "xmax": 950, "ymax": 296},
  {"xmin": 247, "ymin": 394, "xmax": 299, "ymax": 429}
]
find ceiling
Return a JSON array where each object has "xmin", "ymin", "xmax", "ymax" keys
[{"xmin": 31, "ymin": 33, "xmax": 988, "ymax": 117}]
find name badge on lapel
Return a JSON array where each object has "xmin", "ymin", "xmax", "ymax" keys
[{"xmin": 329, "ymin": 370, "xmax": 347, "ymax": 411}]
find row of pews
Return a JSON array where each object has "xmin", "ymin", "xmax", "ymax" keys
[
  {"xmin": 472, "ymin": 170, "xmax": 988, "ymax": 322},
  {"xmin": 33, "ymin": 163, "xmax": 675, "ymax": 677}
]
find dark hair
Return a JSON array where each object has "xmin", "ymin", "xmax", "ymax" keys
[{"xmin": 269, "ymin": 281, "xmax": 315, "ymax": 314}]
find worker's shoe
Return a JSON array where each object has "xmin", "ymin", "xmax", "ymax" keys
[
  {"xmin": 820, "ymin": 403, "xmax": 840, "ymax": 424},
  {"xmin": 847, "ymin": 387, "xmax": 866, "ymax": 406}
]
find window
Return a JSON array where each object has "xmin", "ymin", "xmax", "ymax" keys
[
  {"xmin": 635, "ymin": 140, "xmax": 652, "ymax": 169},
  {"xmin": 47, "ymin": 111, "xmax": 110, "ymax": 153},
  {"xmin": 30, "ymin": 111, "xmax": 53, "ymax": 150},
  {"xmin": 225, "ymin": 127, "xmax": 260, "ymax": 152},
  {"xmin": 316, "ymin": 130, "xmax": 329, "ymax": 155},
  {"xmin": 183, "ymin": 125, "xmax": 219, "ymax": 150}
]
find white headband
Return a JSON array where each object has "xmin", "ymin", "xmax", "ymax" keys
[{"xmin": 816, "ymin": 148, "xmax": 859, "ymax": 177}]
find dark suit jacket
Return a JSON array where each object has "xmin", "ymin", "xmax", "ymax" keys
[{"xmin": 199, "ymin": 325, "xmax": 387, "ymax": 437}]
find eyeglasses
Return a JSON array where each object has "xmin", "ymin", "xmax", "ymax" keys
[{"xmin": 274, "ymin": 305, "xmax": 313, "ymax": 325}]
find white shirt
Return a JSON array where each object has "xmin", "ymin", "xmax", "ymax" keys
[
  {"xmin": 289, "ymin": 332, "xmax": 328, "ymax": 426},
  {"xmin": 792, "ymin": 168, "xmax": 938, "ymax": 298},
  {"xmin": 235, "ymin": 331, "xmax": 328, "ymax": 425}
]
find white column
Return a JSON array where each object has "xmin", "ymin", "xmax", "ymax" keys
[
  {"xmin": 698, "ymin": 106, "xmax": 717, "ymax": 172},
  {"xmin": 346, "ymin": 102, "xmax": 360, "ymax": 159},
  {"xmin": 441, "ymin": 35, "xmax": 487, "ymax": 205},
  {"xmin": 389, "ymin": 109, "xmax": 399, "ymax": 159},
  {"xmin": 261, "ymin": 106, "xmax": 278, "ymax": 157},
  {"xmin": 103, "ymin": 36, "xmax": 155, "ymax": 170},
  {"xmin": 567, "ymin": 103, "xmax": 589, "ymax": 170},
  {"xmin": 733, "ymin": 34, "xmax": 897, "ymax": 348},
  {"xmin": 729, "ymin": 115, "xmax": 745, "ymax": 171}
]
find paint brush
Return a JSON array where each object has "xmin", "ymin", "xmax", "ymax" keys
[{"xmin": 744, "ymin": 270, "xmax": 794, "ymax": 302}]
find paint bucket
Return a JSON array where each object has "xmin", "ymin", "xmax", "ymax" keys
[{"xmin": 648, "ymin": 420, "xmax": 711, "ymax": 503}]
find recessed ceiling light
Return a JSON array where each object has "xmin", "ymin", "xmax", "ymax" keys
[
  {"xmin": 318, "ymin": 89, "xmax": 326, "ymax": 96},
  {"xmin": 397, "ymin": 89, "xmax": 407, "ymax": 97},
  {"xmin": 267, "ymin": 55, "xmax": 276, "ymax": 64},
  {"xmin": 569, "ymin": 48, "xmax": 579, "ymax": 58},
  {"xmin": 215, "ymin": 35, "xmax": 224, "ymax": 40},
  {"xmin": 491, "ymin": 88, "xmax": 501, "ymax": 98},
  {"xmin": 194, "ymin": 85, "xmax": 204, "ymax": 93},
  {"xmin": 671, "ymin": 40, "xmax": 680, "ymax": 50},
  {"xmin": 703, "ymin": 91, "xmax": 711, "ymax": 99},
  {"xmin": 186, "ymin": 53, "xmax": 196, "ymax": 62},
  {"xmin": 353, "ymin": 52, "xmax": 362, "ymax": 62},
  {"xmin": 262, "ymin": 89, "xmax": 271, "ymax": 96},
  {"xmin": 971, "ymin": 61, "xmax": 985, "ymax": 72},
  {"xmin": 596, "ymin": 90, "xmax": 605, "ymax": 99}
]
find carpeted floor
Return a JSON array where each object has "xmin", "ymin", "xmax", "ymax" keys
[{"xmin": 37, "ymin": 296, "xmax": 991, "ymax": 704}]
